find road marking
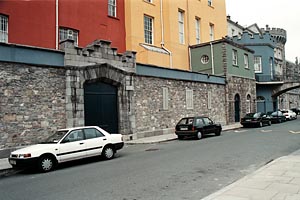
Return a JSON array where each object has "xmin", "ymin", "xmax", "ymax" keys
[
  {"xmin": 261, "ymin": 130, "xmax": 273, "ymax": 133},
  {"xmin": 289, "ymin": 131, "xmax": 300, "ymax": 134},
  {"xmin": 234, "ymin": 130, "xmax": 247, "ymax": 133}
]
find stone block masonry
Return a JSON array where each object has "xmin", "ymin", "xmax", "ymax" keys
[{"xmin": 0, "ymin": 62, "xmax": 66, "ymax": 148}]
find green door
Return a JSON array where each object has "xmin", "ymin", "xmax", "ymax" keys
[{"xmin": 84, "ymin": 82, "xmax": 118, "ymax": 133}]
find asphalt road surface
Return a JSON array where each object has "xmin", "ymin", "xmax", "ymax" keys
[{"xmin": 1, "ymin": 118, "xmax": 300, "ymax": 200}]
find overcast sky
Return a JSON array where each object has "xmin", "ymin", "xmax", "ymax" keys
[{"xmin": 226, "ymin": 0, "xmax": 299, "ymax": 62}]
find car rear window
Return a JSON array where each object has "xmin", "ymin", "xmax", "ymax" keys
[{"xmin": 178, "ymin": 118, "xmax": 194, "ymax": 125}]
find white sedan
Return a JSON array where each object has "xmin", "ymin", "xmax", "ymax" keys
[
  {"xmin": 8, "ymin": 126, "xmax": 124, "ymax": 172},
  {"xmin": 281, "ymin": 109, "xmax": 297, "ymax": 120}
]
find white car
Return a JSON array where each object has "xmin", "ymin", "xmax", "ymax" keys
[
  {"xmin": 281, "ymin": 109, "xmax": 297, "ymax": 120},
  {"xmin": 8, "ymin": 126, "xmax": 124, "ymax": 172}
]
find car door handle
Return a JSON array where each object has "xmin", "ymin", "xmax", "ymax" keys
[
  {"xmin": 79, "ymin": 142, "xmax": 84, "ymax": 145},
  {"xmin": 103, "ymin": 138, "xmax": 107, "ymax": 141}
]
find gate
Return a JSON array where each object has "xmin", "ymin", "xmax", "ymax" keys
[
  {"xmin": 84, "ymin": 81, "xmax": 118, "ymax": 133},
  {"xmin": 234, "ymin": 94, "xmax": 240, "ymax": 122}
]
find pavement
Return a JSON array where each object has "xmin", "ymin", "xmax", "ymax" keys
[{"xmin": 1, "ymin": 123, "xmax": 300, "ymax": 200}]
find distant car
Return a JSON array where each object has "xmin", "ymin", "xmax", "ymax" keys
[
  {"xmin": 240, "ymin": 112, "xmax": 271, "ymax": 127},
  {"xmin": 8, "ymin": 126, "xmax": 124, "ymax": 172},
  {"xmin": 175, "ymin": 116, "xmax": 222, "ymax": 140},
  {"xmin": 290, "ymin": 108, "xmax": 300, "ymax": 115},
  {"xmin": 269, "ymin": 111, "xmax": 286, "ymax": 123},
  {"xmin": 281, "ymin": 109, "xmax": 297, "ymax": 120}
]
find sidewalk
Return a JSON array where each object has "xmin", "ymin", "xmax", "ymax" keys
[{"xmin": 1, "ymin": 124, "xmax": 300, "ymax": 200}]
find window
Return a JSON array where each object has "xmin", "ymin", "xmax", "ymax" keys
[
  {"xmin": 208, "ymin": 91, "xmax": 211, "ymax": 109},
  {"xmin": 144, "ymin": 15, "xmax": 153, "ymax": 44},
  {"xmin": 270, "ymin": 57, "xmax": 273, "ymax": 78},
  {"xmin": 195, "ymin": 17, "xmax": 201, "ymax": 44},
  {"xmin": 201, "ymin": 55, "xmax": 209, "ymax": 64},
  {"xmin": 244, "ymin": 54, "xmax": 249, "ymax": 68},
  {"xmin": 63, "ymin": 130, "xmax": 84, "ymax": 143},
  {"xmin": 186, "ymin": 89, "xmax": 193, "ymax": 109},
  {"xmin": 178, "ymin": 10, "xmax": 185, "ymax": 44},
  {"xmin": 145, "ymin": 0, "xmax": 152, "ymax": 2},
  {"xmin": 246, "ymin": 94, "xmax": 251, "ymax": 113},
  {"xmin": 232, "ymin": 49, "xmax": 238, "ymax": 66},
  {"xmin": 209, "ymin": 23, "xmax": 214, "ymax": 41},
  {"xmin": 59, "ymin": 28, "xmax": 78, "ymax": 46},
  {"xmin": 108, "ymin": 0, "xmax": 117, "ymax": 17},
  {"xmin": 0, "ymin": 15, "xmax": 8, "ymax": 43},
  {"xmin": 208, "ymin": 0, "xmax": 212, "ymax": 6},
  {"xmin": 84, "ymin": 128, "xmax": 104, "ymax": 139},
  {"xmin": 254, "ymin": 56, "xmax": 262, "ymax": 72},
  {"xmin": 162, "ymin": 87, "xmax": 169, "ymax": 110}
]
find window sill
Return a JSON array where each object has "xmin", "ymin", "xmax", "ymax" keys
[
  {"xmin": 143, "ymin": 0, "xmax": 155, "ymax": 6},
  {"xmin": 107, "ymin": 15, "xmax": 120, "ymax": 20}
]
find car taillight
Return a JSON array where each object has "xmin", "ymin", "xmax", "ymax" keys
[{"xmin": 192, "ymin": 126, "xmax": 195, "ymax": 131}]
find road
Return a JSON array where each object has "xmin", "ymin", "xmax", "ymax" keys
[{"xmin": 1, "ymin": 119, "xmax": 300, "ymax": 200}]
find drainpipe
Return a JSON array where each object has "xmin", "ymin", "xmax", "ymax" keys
[
  {"xmin": 210, "ymin": 41, "xmax": 215, "ymax": 74},
  {"xmin": 160, "ymin": 0, "xmax": 173, "ymax": 68},
  {"xmin": 55, "ymin": 0, "xmax": 59, "ymax": 50}
]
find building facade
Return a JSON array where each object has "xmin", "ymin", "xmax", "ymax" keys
[{"xmin": 125, "ymin": 0, "xmax": 227, "ymax": 70}]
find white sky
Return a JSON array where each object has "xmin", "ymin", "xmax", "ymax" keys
[{"xmin": 226, "ymin": 0, "xmax": 299, "ymax": 62}]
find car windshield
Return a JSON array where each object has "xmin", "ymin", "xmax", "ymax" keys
[
  {"xmin": 42, "ymin": 130, "xmax": 69, "ymax": 144},
  {"xmin": 245, "ymin": 113, "xmax": 260, "ymax": 118}
]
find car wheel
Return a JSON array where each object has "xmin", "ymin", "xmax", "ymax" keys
[
  {"xmin": 177, "ymin": 135, "xmax": 184, "ymax": 140},
  {"xmin": 196, "ymin": 131, "xmax": 203, "ymax": 140},
  {"xmin": 38, "ymin": 155, "xmax": 55, "ymax": 172},
  {"xmin": 102, "ymin": 146, "xmax": 115, "ymax": 160},
  {"xmin": 215, "ymin": 129, "xmax": 221, "ymax": 136}
]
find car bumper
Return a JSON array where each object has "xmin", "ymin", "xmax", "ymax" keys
[
  {"xmin": 175, "ymin": 131, "xmax": 197, "ymax": 137},
  {"xmin": 114, "ymin": 142, "xmax": 124, "ymax": 151},
  {"xmin": 241, "ymin": 121, "xmax": 260, "ymax": 126},
  {"xmin": 8, "ymin": 157, "xmax": 39, "ymax": 169}
]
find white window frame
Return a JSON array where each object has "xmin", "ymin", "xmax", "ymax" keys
[
  {"xmin": 195, "ymin": 17, "xmax": 201, "ymax": 44},
  {"xmin": 178, "ymin": 10, "xmax": 185, "ymax": 44},
  {"xmin": 0, "ymin": 15, "xmax": 8, "ymax": 43},
  {"xmin": 186, "ymin": 89, "xmax": 193, "ymax": 109},
  {"xmin": 244, "ymin": 54, "xmax": 249, "ymax": 69},
  {"xmin": 208, "ymin": 0, "xmax": 213, "ymax": 6},
  {"xmin": 208, "ymin": 91, "xmax": 212, "ymax": 109},
  {"xmin": 108, "ymin": 0, "xmax": 117, "ymax": 17},
  {"xmin": 246, "ymin": 94, "xmax": 251, "ymax": 113},
  {"xmin": 254, "ymin": 56, "xmax": 262, "ymax": 73},
  {"xmin": 144, "ymin": 15, "xmax": 153, "ymax": 44},
  {"xmin": 162, "ymin": 87, "xmax": 169, "ymax": 110},
  {"xmin": 144, "ymin": 0, "xmax": 152, "ymax": 3},
  {"xmin": 59, "ymin": 27, "xmax": 79, "ymax": 46},
  {"xmin": 232, "ymin": 49, "xmax": 238, "ymax": 66},
  {"xmin": 209, "ymin": 23, "xmax": 214, "ymax": 41}
]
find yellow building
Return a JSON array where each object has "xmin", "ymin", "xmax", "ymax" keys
[{"xmin": 125, "ymin": 0, "xmax": 227, "ymax": 70}]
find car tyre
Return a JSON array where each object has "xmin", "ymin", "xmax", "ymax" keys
[
  {"xmin": 196, "ymin": 131, "xmax": 203, "ymax": 140},
  {"xmin": 38, "ymin": 155, "xmax": 55, "ymax": 173},
  {"xmin": 102, "ymin": 146, "xmax": 115, "ymax": 160},
  {"xmin": 177, "ymin": 135, "xmax": 184, "ymax": 140},
  {"xmin": 215, "ymin": 129, "xmax": 221, "ymax": 136}
]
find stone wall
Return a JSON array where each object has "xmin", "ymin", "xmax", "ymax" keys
[
  {"xmin": 133, "ymin": 75, "xmax": 226, "ymax": 139},
  {"xmin": 226, "ymin": 76, "xmax": 257, "ymax": 123},
  {"xmin": 0, "ymin": 62, "xmax": 66, "ymax": 148}
]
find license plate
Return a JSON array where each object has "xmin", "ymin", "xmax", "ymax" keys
[
  {"xmin": 246, "ymin": 119, "xmax": 251, "ymax": 121},
  {"xmin": 180, "ymin": 127, "xmax": 188, "ymax": 131},
  {"xmin": 9, "ymin": 160, "xmax": 16, "ymax": 165}
]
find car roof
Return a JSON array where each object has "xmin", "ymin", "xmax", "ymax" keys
[{"xmin": 58, "ymin": 126, "xmax": 100, "ymax": 131}]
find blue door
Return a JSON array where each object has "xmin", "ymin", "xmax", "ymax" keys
[{"xmin": 84, "ymin": 82, "xmax": 118, "ymax": 133}]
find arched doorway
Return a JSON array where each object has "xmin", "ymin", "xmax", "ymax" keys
[
  {"xmin": 234, "ymin": 94, "xmax": 240, "ymax": 122},
  {"xmin": 84, "ymin": 81, "xmax": 118, "ymax": 133}
]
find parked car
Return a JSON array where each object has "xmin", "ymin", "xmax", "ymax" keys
[
  {"xmin": 240, "ymin": 112, "xmax": 271, "ymax": 127},
  {"xmin": 175, "ymin": 116, "xmax": 222, "ymax": 140},
  {"xmin": 281, "ymin": 109, "xmax": 297, "ymax": 120},
  {"xmin": 8, "ymin": 126, "xmax": 124, "ymax": 172},
  {"xmin": 269, "ymin": 111, "xmax": 286, "ymax": 123},
  {"xmin": 290, "ymin": 108, "xmax": 300, "ymax": 115}
]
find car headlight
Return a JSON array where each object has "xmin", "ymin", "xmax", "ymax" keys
[{"xmin": 18, "ymin": 153, "xmax": 31, "ymax": 158}]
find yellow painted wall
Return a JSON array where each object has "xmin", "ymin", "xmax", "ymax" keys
[{"xmin": 125, "ymin": 0, "xmax": 227, "ymax": 70}]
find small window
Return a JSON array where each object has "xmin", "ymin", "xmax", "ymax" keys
[
  {"xmin": 108, "ymin": 0, "xmax": 117, "ymax": 17},
  {"xmin": 144, "ymin": 15, "xmax": 153, "ymax": 44},
  {"xmin": 201, "ymin": 55, "xmax": 209, "ymax": 64},
  {"xmin": 84, "ymin": 128, "xmax": 104, "ymax": 139},
  {"xmin": 162, "ymin": 87, "xmax": 169, "ymax": 110},
  {"xmin": 59, "ymin": 27, "xmax": 79, "ymax": 46},
  {"xmin": 209, "ymin": 23, "xmax": 214, "ymax": 41},
  {"xmin": 178, "ymin": 10, "xmax": 185, "ymax": 44},
  {"xmin": 144, "ymin": 0, "xmax": 152, "ymax": 3},
  {"xmin": 0, "ymin": 15, "xmax": 8, "ymax": 43},
  {"xmin": 208, "ymin": 0, "xmax": 212, "ymax": 6},
  {"xmin": 186, "ymin": 89, "xmax": 193, "ymax": 109},
  {"xmin": 195, "ymin": 17, "xmax": 201, "ymax": 44},
  {"xmin": 232, "ymin": 49, "xmax": 238, "ymax": 66},
  {"xmin": 254, "ymin": 56, "xmax": 262, "ymax": 72},
  {"xmin": 244, "ymin": 54, "xmax": 249, "ymax": 68}
]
